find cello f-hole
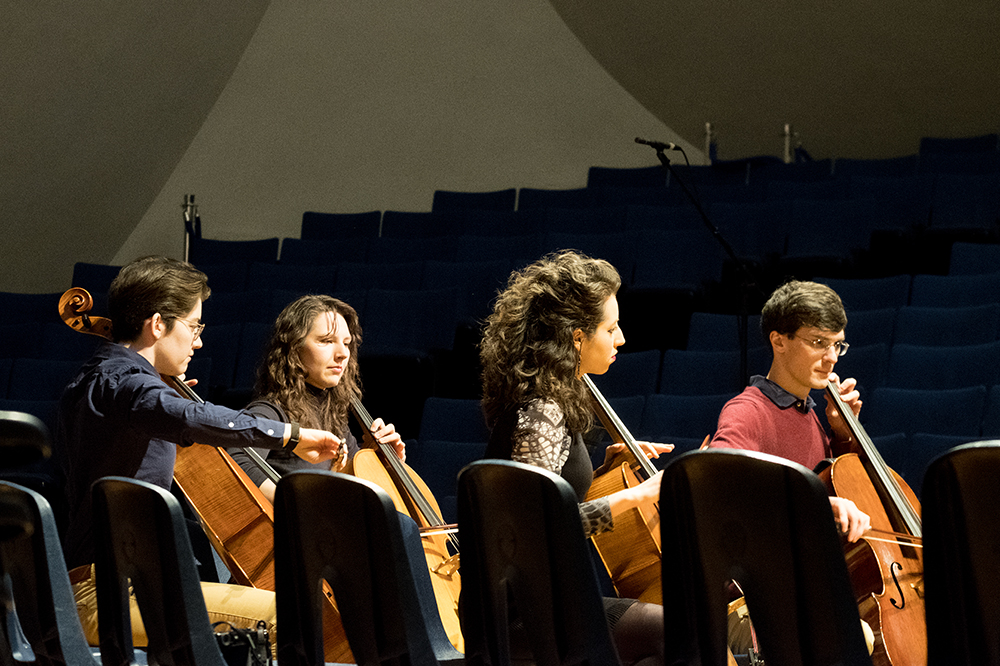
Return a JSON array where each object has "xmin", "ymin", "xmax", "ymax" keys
[{"xmin": 889, "ymin": 561, "xmax": 905, "ymax": 609}]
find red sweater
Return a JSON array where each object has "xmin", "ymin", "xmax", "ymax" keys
[{"xmin": 710, "ymin": 383, "xmax": 832, "ymax": 470}]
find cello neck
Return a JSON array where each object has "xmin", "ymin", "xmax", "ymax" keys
[
  {"xmin": 582, "ymin": 374, "xmax": 657, "ymax": 480},
  {"xmin": 349, "ymin": 397, "xmax": 458, "ymax": 549},
  {"xmin": 825, "ymin": 380, "xmax": 921, "ymax": 537}
]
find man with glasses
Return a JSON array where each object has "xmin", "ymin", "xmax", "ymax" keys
[
  {"xmin": 55, "ymin": 255, "xmax": 346, "ymax": 651},
  {"xmin": 710, "ymin": 279, "xmax": 871, "ymax": 542}
]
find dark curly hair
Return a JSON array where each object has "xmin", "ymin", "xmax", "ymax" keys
[
  {"xmin": 480, "ymin": 250, "xmax": 621, "ymax": 434},
  {"xmin": 254, "ymin": 294, "xmax": 362, "ymax": 432}
]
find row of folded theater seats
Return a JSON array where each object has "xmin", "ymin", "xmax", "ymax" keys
[{"xmin": 3, "ymin": 133, "xmax": 1000, "ymax": 525}]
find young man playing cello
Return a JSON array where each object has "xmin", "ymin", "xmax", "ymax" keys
[
  {"xmin": 55, "ymin": 255, "xmax": 346, "ymax": 649},
  {"xmin": 710, "ymin": 279, "xmax": 871, "ymax": 540}
]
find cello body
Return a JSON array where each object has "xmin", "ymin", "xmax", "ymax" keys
[
  {"xmin": 822, "ymin": 454, "xmax": 926, "ymax": 666},
  {"xmin": 347, "ymin": 449, "xmax": 464, "ymax": 651},
  {"xmin": 582, "ymin": 375, "xmax": 663, "ymax": 604},
  {"xmin": 822, "ymin": 381, "xmax": 926, "ymax": 666}
]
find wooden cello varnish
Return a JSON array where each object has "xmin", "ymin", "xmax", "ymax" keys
[
  {"xmin": 821, "ymin": 381, "xmax": 926, "ymax": 666},
  {"xmin": 582, "ymin": 375, "xmax": 663, "ymax": 604},
  {"xmin": 345, "ymin": 397, "xmax": 464, "ymax": 652}
]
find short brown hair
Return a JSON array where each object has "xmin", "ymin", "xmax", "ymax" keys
[
  {"xmin": 760, "ymin": 280, "xmax": 847, "ymax": 341},
  {"xmin": 108, "ymin": 256, "xmax": 210, "ymax": 343}
]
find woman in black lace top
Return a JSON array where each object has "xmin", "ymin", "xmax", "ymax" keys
[{"xmin": 480, "ymin": 250, "xmax": 668, "ymax": 666}]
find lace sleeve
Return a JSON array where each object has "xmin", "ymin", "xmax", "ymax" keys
[{"xmin": 511, "ymin": 400, "xmax": 614, "ymax": 536}]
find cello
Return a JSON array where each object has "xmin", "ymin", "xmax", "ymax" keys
[
  {"xmin": 582, "ymin": 374, "xmax": 664, "ymax": 604},
  {"xmin": 57, "ymin": 287, "xmax": 355, "ymax": 664},
  {"xmin": 345, "ymin": 398, "xmax": 463, "ymax": 652},
  {"xmin": 821, "ymin": 380, "xmax": 926, "ymax": 666}
]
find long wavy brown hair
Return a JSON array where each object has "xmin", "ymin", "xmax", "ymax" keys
[
  {"xmin": 480, "ymin": 250, "xmax": 621, "ymax": 434},
  {"xmin": 254, "ymin": 294, "xmax": 362, "ymax": 433}
]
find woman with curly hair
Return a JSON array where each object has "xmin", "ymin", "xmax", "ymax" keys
[
  {"xmin": 480, "ymin": 250, "xmax": 668, "ymax": 666},
  {"xmin": 227, "ymin": 294, "xmax": 404, "ymax": 503}
]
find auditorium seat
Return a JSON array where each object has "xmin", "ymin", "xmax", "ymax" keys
[
  {"xmin": 0, "ymin": 292, "xmax": 64, "ymax": 324},
  {"xmin": 929, "ymin": 172, "xmax": 1000, "ymax": 229},
  {"xmin": 846, "ymin": 174, "xmax": 933, "ymax": 229},
  {"xmin": 832, "ymin": 342, "xmax": 889, "ymax": 395},
  {"xmin": 660, "ymin": 349, "xmax": 768, "ymax": 396},
  {"xmin": 8, "ymin": 358, "xmax": 82, "ymax": 401},
  {"xmin": 365, "ymin": 235, "xmax": 458, "ymax": 264},
  {"xmin": 819, "ymin": 275, "xmax": 913, "ymax": 311},
  {"xmin": 246, "ymin": 262, "xmax": 338, "ymax": 295},
  {"xmin": 334, "ymin": 260, "xmax": 427, "ymax": 291},
  {"xmin": 538, "ymin": 205, "xmax": 629, "ymax": 235},
  {"xmin": 379, "ymin": 210, "xmax": 443, "ymax": 238},
  {"xmin": 41, "ymin": 321, "xmax": 104, "ymax": 361},
  {"xmin": 454, "ymin": 234, "xmax": 545, "ymax": 267},
  {"xmin": 948, "ymin": 241, "xmax": 1000, "ymax": 275},
  {"xmin": 71, "ymin": 261, "xmax": 121, "ymax": 295},
  {"xmin": 864, "ymin": 386, "xmax": 986, "ymax": 438},
  {"xmin": 588, "ymin": 349, "xmax": 661, "ymax": 398},
  {"xmin": 708, "ymin": 200, "xmax": 792, "ymax": 265},
  {"xmin": 431, "ymin": 187, "xmax": 517, "ymax": 212},
  {"xmin": 977, "ymin": 385, "xmax": 1000, "ymax": 438},
  {"xmin": 422, "ymin": 259, "xmax": 510, "ymax": 325},
  {"xmin": 195, "ymin": 262, "xmax": 252, "ymax": 293},
  {"xmin": 587, "ymin": 164, "xmax": 666, "ymax": 188},
  {"xmin": 517, "ymin": 186, "xmax": 598, "ymax": 210},
  {"xmin": 361, "ymin": 288, "xmax": 460, "ymax": 355},
  {"xmin": 910, "ymin": 272, "xmax": 1000, "ymax": 308},
  {"xmin": 685, "ymin": 312, "xmax": 763, "ymax": 352},
  {"xmin": 624, "ymin": 203, "xmax": 706, "ymax": 233},
  {"xmin": 832, "ymin": 155, "xmax": 919, "ymax": 178},
  {"xmin": 919, "ymin": 133, "xmax": 999, "ymax": 156},
  {"xmin": 887, "ymin": 342, "xmax": 1000, "ymax": 390},
  {"xmin": 591, "ymin": 185, "xmax": 684, "ymax": 208},
  {"xmin": 894, "ymin": 304, "xmax": 1000, "ymax": 346},
  {"xmin": 639, "ymin": 392, "xmax": 735, "ymax": 447},
  {"xmin": 417, "ymin": 397, "xmax": 489, "ymax": 443},
  {"xmin": 405, "ymin": 439, "xmax": 486, "ymax": 524},
  {"xmin": 840, "ymin": 308, "xmax": 897, "ymax": 348},
  {"xmin": 301, "ymin": 210, "xmax": 382, "ymax": 240},
  {"xmin": 543, "ymin": 231, "xmax": 639, "ymax": 285},
  {"xmin": 0, "ymin": 322, "xmax": 42, "ymax": 359},
  {"xmin": 279, "ymin": 237, "xmax": 370, "ymax": 265},
  {"xmin": 187, "ymin": 237, "xmax": 279, "ymax": 266}
]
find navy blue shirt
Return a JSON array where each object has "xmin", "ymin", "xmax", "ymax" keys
[{"xmin": 56, "ymin": 341, "xmax": 289, "ymax": 568}]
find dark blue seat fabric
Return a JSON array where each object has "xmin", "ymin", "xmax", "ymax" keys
[
  {"xmin": 380, "ymin": 210, "xmax": 443, "ymax": 238},
  {"xmin": 0, "ymin": 358, "xmax": 12, "ymax": 397},
  {"xmin": 454, "ymin": 234, "xmax": 546, "ymax": 268},
  {"xmin": 422, "ymin": 260, "xmax": 510, "ymax": 325},
  {"xmin": 919, "ymin": 133, "xmax": 999, "ymax": 156},
  {"xmin": 245, "ymin": 262, "xmax": 337, "ymax": 294},
  {"xmin": 541, "ymin": 231, "xmax": 639, "ymax": 286},
  {"xmin": 893, "ymin": 305, "xmax": 1000, "ymax": 346},
  {"xmin": 685, "ymin": 312, "xmax": 763, "ymax": 352},
  {"xmin": 592, "ymin": 186, "xmax": 684, "ymax": 208},
  {"xmin": 864, "ymin": 386, "xmax": 986, "ymax": 438},
  {"xmin": 819, "ymin": 275, "xmax": 913, "ymax": 311},
  {"xmin": 929, "ymin": 172, "xmax": 1000, "ymax": 229},
  {"xmin": 365, "ymin": 236, "xmax": 458, "ymax": 264},
  {"xmin": 231, "ymin": 322, "xmax": 271, "ymax": 392},
  {"xmin": 406, "ymin": 439, "xmax": 486, "ymax": 524},
  {"xmin": 362, "ymin": 288, "xmax": 459, "ymax": 354},
  {"xmin": 71, "ymin": 262, "xmax": 122, "ymax": 296},
  {"xmin": 537, "ymin": 205, "xmax": 628, "ymax": 235},
  {"xmin": 279, "ymin": 237, "xmax": 370, "ymax": 265},
  {"xmin": 587, "ymin": 349, "xmax": 661, "ymax": 398},
  {"xmin": 978, "ymin": 385, "xmax": 1000, "ymax": 438},
  {"xmin": 659, "ymin": 449, "xmax": 872, "ymax": 666},
  {"xmin": 846, "ymin": 175, "xmax": 934, "ymax": 229},
  {"xmin": 587, "ymin": 164, "xmax": 667, "ymax": 188},
  {"xmin": 0, "ymin": 292, "xmax": 65, "ymax": 325},
  {"xmin": 0, "ymin": 322, "xmax": 43, "ymax": 360},
  {"xmin": 630, "ymin": 228, "xmax": 727, "ymax": 292},
  {"xmin": 922, "ymin": 441, "xmax": 1000, "ymax": 666},
  {"xmin": 418, "ymin": 397, "xmax": 489, "ymax": 443},
  {"xmin": 830, "ymin": 343, "xmax": 889, "ymax": 395},
  {"xmin": 948, "ymin": 242, "xmax": 1000, "ymax": 276},
  {"xmin": 659, "ymin": 349, "xmax": 770, "ymax": 396},
  {"xmin": 196, "ymin": 262, "xmax": 252, "ymax": 293},
  {"xmin": 517, "ymin": 187, "xmax": 599, "ymax": 210},
  {"xmin": 187, "ymin": 237, "xmax": 279, "ymax": 266},
  {"xmin": 195, "ymin": 323, "xmax": 243, "ymax": 389},
  {"xmin": 640, "ymin": 392, "xmax": 735, "ymax": 444},
  {"xmin": 300, "ymin": 210, "xmax": 381, "ymax": 240},
  {"xmin": 886, "ymin": 342, "xmax": 1000, "ymax": 390},
  {"xmin": 432, "ymin": 188, "xmax": 517, "ymax": 212},
  {"xmin": 334, "ymin": 260, "xmax": 427, "ymax": 291},
  {"xmin": 624, "ymin": 203, "xmax": 706, "ymax": 233},
  {"xmin": 911, "ymin": 272, "xmax": 1000, "ymax": 308},
  {"xmin": 841, "ymin": 309, "xmax": 897, "ymax": 348},
  {"xmin": 832, "ymin": 155, "xmax": 919, "ymax": 178},
  {"xmin": 8, "ymin": 358, "xmax": 82, "ymax": 402},
  {"xmin": 708, "ymin": 200, "xmax": 792, "ymax": 264}
]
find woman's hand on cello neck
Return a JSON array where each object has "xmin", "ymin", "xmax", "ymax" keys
[{"xmin": 368, "ymin": 417, "xmax": 406, "ymax": 462}]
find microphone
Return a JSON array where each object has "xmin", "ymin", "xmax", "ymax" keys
[{"xmin": 635, "ymin": 137, "xmax": 680, "ymax": 151}]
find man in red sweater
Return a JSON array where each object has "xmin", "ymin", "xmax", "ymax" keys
[{"xmin": 710, "ymin": 279, "xmax": 871, "ymax": 542}]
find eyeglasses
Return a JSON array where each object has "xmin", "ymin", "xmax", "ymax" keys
[
  {"xmin": 791, "ymin": 334, "xmax": 849, "ymax": 357},
  {"xmin": 175, "ymin": 317, "xmax": 205, "ymax": 339}
]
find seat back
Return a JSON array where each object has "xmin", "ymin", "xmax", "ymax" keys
[
  {"xmin": 457, "ymin": 460, "xmax": 620, "ymax": 666},
  {"xmin": 922, "ymin": 441, "xmax": 1000, "ymax": 666},
  {"xmin": 91, "ymin": 477, "xmax": 226, "ymax": 666},
  {"xmin": 272, "ymin": 470, "xmax": 461, "ymax": 666},
  {"xmin": 659, "ymin": 449, "xmax": 872, "ymax": 666},
  {"xmin": 0, "ymin": 481, "xmax": 97, "ymax": 666}
]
